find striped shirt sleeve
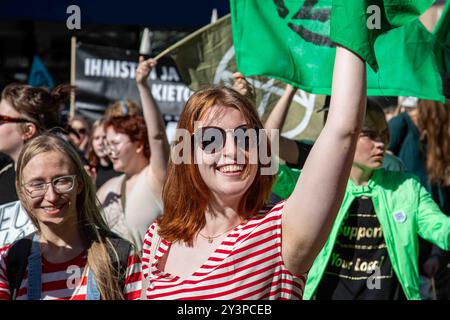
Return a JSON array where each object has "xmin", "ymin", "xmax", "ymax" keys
[
  {"xmin": 123, "ymin": 249, "xmax": 142, "ymax": 300},
  {"xmin": 0, "ymin": 245, "xmax": 12, "ymax": 300}
]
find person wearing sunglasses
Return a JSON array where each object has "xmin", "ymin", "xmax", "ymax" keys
[
  {"xmin": 68, "ymin": 114, "xmax": 91, "ymax": 159},
  {"xmin": 0, "ymin": 83, "xmax": 73, "ymax": 247},
  {"xmin": 0, "ymin": 134, "xmax": 141, "ymax": 300},
  {"xmin": 140, "ymin": 46, "xmax": 367, "ymax": 300},
  {"xmin": 96, "ymin": 57, "xmax": 169, "ymax": 252}
]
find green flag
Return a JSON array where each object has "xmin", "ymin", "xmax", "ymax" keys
[
  {"xmin": 434, "ymin": 1, "xmax": 450, "ymax": 98},
  {"xmin": 231, "ymin": 0, "xmax": 445, "ymax": 102},
  {"xmin": 166, "ymin": 14, "xmax": 325, "ymax": 142},
  {"xmin": 331, "ymin": 0, "xmax": 433, "ymax": 69}
]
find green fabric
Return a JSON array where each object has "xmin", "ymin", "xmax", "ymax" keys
[
  {"xmin": 231, "ymin": 0, "xmax": 445, "ymax": 102},
  {"xmin": 169, "ymin": 15, "xmax": 232, "ymax": 91},
  {"xmin": 366, "ymin": 18, "xmax": 443, "ymax": 99},
  {"xmin": 382, "ymin": 152, "xmax": 405, "ymax": 172},
  {"xmin": 272, "ymin": 164, "xmax": 301, "ymax": 199},
  {"xmin": 434, "ymin": 1, "xmax": 450, "ymax": 81},
  {"xmin": 303, "ymin": 169, "xmax": 450, "ymax": 300},
  {"xmin": 331, "ymin": 0, "xmax": 433, "ymax": 69},
  {"xmin": 168, "ymin": 14, "xmax": 325, "ymax": 141},
  {"xmin": 272, "ymin": 153, "xmax": 404, "ymax": 202}
]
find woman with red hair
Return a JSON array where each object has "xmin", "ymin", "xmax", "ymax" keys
[
  {"xmin": 97, "ymin": 57, "xmax": 169, "ymax": 251},
  {"xmin": 141, "ymin": 46, "xmax": 367, "ymax": 299}
]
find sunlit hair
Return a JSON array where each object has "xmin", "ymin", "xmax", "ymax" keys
[
  {"xmin": 416, "ymin": 99, "xmax": 450, "ymax": 185},
  {"xmin": 104, "ymin": 115, "xmax": 150, "ymax": 158},
  {"xmin": 105, "ymin": 99, "xmax": 140, "ymax": 118},
  {"xmin": 1, "ymin": 83, "xmax": 73, "ymax": 133},
  {"xmin": 158, "ymin": 86, "xmax": 275, "ymax": 245},
  {"xmin": 15, "ymin": 134, "xmax": 127, "ymax": 300}
]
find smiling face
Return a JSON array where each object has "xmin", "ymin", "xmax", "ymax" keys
[
  {"xmin": 20, "ymin": 151, "xmax": 81, "ymax": 229},
  {"xmin": 353, "ymin": 109, "xmax": 389, "ymax": 171},
  {"xmin": 194, "ymin": 105, "xmax": 258, "ymax": 203},
  {"xmin": 105, "ymin": 127, "xmax": 142, "ymax": 173}
]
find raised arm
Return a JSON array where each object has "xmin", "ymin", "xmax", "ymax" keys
[
  {"xmin": 265, "ymin": 84, "xmax": 297, "ymax": 132},
  {"xmin": 135, "ymin": 57, "xmax": 170, "ymax": 189},
  {"xmin": 264, "ymin": 84, "xmax": 301, "ymax": 165},
  {"xmin": 282, "ymin": 46, "xmax": 366, "ymax": 274}
]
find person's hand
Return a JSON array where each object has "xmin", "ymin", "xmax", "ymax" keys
[
  {"xmin": 136, "ymin": 56, "xmax": 157, "ymax": 86},
  {"xmin": 423, "ymin": 256, "xmax": 440, "ymax": 278},
  {"xmin": 232, "ymin": 72, "xmax": 255, "ymax": 101},
  {"xmin": 84, "ymin": 165, "xmax": 97, "ymax": 185},
  {"xmin": 285, "ymin": 84, "xmax": 298, "ymax": 95}
]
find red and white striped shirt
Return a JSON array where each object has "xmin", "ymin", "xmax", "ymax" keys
[
  {"xmin": 0, "ymin": 245, "xmax": 142, "ymax": 300},
  {"xmin": 142, "ymin": 201, "xmax": 307, "ymax": 300}
]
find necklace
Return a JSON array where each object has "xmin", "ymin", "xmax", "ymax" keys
[{"xmin": 198, "ymin": 224, "xmax": 240, "ymax": 243}]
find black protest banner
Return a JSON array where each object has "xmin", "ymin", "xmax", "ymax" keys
[{"xmin": 75, "ymin": 43, "xmax": 192, "ymax": 122}]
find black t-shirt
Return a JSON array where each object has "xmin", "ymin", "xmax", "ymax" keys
[
  {"xmin": 95, "ymin": 163, "xmax": 120, "ymax": 189},
  {"xmin": 315, "ymin": 197, "xmax": 405, "ymax": 300},
  {"xmin": 286, "ymin": 140, "xmax": 313, "ymax": 169},
  {"xmin": 0, "ymin": 162, "xmax": 18, "ymax": 205}
]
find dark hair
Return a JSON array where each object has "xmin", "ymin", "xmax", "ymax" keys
[
  {"xmin": 1, "ymin": 83, "xmax": 74, "ymax": 132},
  {"xmin": 104, "ymin": 115, "xmax": 150, "ymax": 158},
  {"xmin": 322, "ymin": 98, "xmax": 386, "ymax": 127}
]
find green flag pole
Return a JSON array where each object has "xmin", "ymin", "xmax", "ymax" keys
[{"xmin": 154, "ymin": 14, "xmax": 231, "ymax": 61}]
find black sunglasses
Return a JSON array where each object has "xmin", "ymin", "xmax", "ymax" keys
[
  {"xmin": 73, "ymin": 128, "xmax": 87, "ymax": 135},
  {"xmin": 0, "ymin": 115, "xmax": 32, "ymax": 125},
  {"xmin": 192, "ymin": 125, "xmax": 259, "ymax": 154}
]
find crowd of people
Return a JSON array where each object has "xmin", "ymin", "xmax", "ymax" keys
[{"xmin": 0, "ymin": 38, "xmax": 448, "ymax": 300}]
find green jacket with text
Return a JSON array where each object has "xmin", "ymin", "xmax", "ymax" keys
[{"xmin": 303, "ymin": 168, "xmax": 450, "ymax": 300}]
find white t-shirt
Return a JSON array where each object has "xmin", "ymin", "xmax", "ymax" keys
[{"xmin": 98, "ymin": 166, "xmax": 162, "ymax": 251}]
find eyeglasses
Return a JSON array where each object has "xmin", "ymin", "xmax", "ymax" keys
[
  {"xmin": 104, "ymin": 139, "xmax": 131, "ymax": 155},
  {"xmin": 0, "ymin": 115, "xmax": 32, "ymax": 125},
  {"xmin": 22, "ymin": 175, "xmax": 77, "ymax": 198},
  {"xmin": 192, "ymin": 125, "xmax": 259, "ymax": 154}
]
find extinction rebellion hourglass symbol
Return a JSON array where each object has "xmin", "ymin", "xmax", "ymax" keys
[{"xmin": 273, "ymin": 0, "xmax": 334, "ymax": 47}]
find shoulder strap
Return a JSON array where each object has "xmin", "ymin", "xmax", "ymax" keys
[
  {"xmin": 119, "ymin": 176, "xmax": 127, "ymax": 211},
  {"xmin": 141, "ymin": 225, "xmax": 161, "ymax": 300},
  {"xmin": 6, "ymin": 233, "xmax": 35, "ymax": 300}
]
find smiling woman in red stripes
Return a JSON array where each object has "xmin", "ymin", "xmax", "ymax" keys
[
  {"xmin": 0, "ymin": 134, "xmax": 141, "ymax": 300},
  {"xmin": 141, "ymin": 45, "xmax": 367, "ymax": 300}
]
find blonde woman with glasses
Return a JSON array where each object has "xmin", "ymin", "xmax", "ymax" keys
[{"xmin": 0, "ymin": 134, "xmax": 141, "ymax": 300}]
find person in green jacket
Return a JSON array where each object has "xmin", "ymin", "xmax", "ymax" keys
[{"xmin": 270, "ymin": 101, "xmax": 450, "ymax": 299}]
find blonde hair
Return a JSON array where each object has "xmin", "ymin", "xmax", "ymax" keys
[{"xmin": 16, "ymin": 134, "xmax": 127, "ymax": 300}]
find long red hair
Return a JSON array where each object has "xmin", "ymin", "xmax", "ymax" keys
[
  {"xmin": 158, "ymin": 86, "xmax": 275, "ymax": 245},
  {"xmin": 416, "ymin": 100, "xmax": 450, "ymax": 185}
]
